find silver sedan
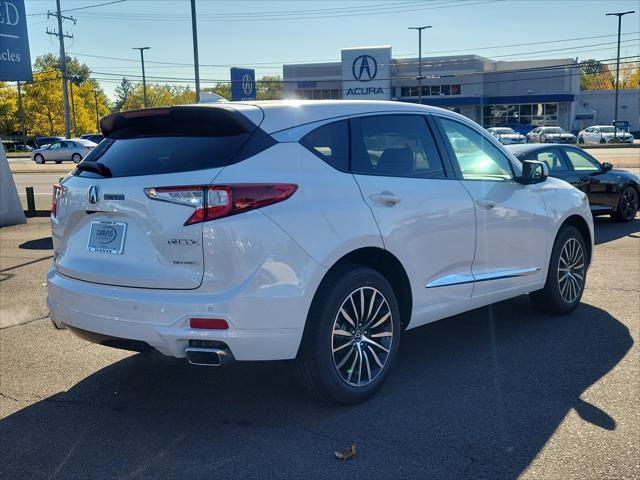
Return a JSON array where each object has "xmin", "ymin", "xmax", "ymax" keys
[{"xmin": 31, "ymin": 139, "xmax": 97, "ymax": 164}]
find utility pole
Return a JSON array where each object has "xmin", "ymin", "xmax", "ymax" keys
[
  {"xmin": 606, "ymin": 10, "xmax": 635, "ymax": 141},
  {"xmin": 408, "ymin": 26, "xmax": 431, "ymax": 105},
  {"xmin": 93, "ymin": 89, "xmax": 100, "ymax": 131},
  {"xmin": 190, "ymin": 0, "xmax": 201, "ymax": 102},
  {"xmin": 133, "ymin": 47, "xmax": 150, "ymax": 107},
  {"xmin": 47, "ymin": 0, "xmax": 76, "ymax": 139},
  {"xmin": 69, "ymin": 78, "xmax": 77, "ymax": 137},
  {"xmin": 17, "ymin": 81, "xmax": 26, "ymax": 146}
]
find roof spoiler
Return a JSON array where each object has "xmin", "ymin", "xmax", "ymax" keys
[{"xmin": 100, "ymin": 105, "xmax": 257, "ymax": 139}]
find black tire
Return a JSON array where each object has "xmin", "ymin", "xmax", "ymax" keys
[
  {"xmin": 34, "ymin": 154, "xmax": 44, "ymax": 164},
  {"xmin": 600, "ymin": 138, "xmax": 606, "ymax": 144},
  {"xmin": 578, "ymin": 136, "xmax": 584, "ymax": 144},
  {"xmin": 72, "ymin": 153, "xmax": 82, "ymax": 163},
  {"xmin": 294, "ymin": 265, "xmax": 401, "ymax": 404},
  {"xmin": 611, "ymin": 186, "xmax": 639, "ymax": 222},
  {"xmin": 530, "ymin": 225, "xmax": 587, "ymax": 315}
]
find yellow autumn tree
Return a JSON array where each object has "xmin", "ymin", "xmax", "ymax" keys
[{"xmin": 0, "ymin": 83, "xmax": 19, "ymax": 134}]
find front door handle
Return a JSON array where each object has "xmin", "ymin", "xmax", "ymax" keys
[
  {"xmin": 369, "ymin": 192, "xmax": 402, "ymax": 206},
  {"xmin": 476, "ymin": 199, "xmax": 496, "ymax": 210}
]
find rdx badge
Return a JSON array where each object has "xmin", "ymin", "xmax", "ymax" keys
[{"xmin": 168, "ymin": 239, "xmax": 199, "ymax": 246}]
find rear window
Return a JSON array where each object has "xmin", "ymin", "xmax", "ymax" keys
[{"xmin": 76, "ymin": 107, "xmax": 270, "ymax": 178}]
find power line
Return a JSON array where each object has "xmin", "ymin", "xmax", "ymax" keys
[
  {"xmin": 66, "ymin": 32, "xmax": 639, "ymax": 70},
  {"xmin": 70, "ymin": 0, "xmax": 501, "ymax": 22},
  {"xmin": 2, "ymin": 59, "xmax": 635, "ymax": 92},
  {"xmin": 27, "ymin": 0, "xmax": 126, "ymax": 16},
  {"xmin": 84, "ymin": 56, "xmax": 638, "ymax": 84}
]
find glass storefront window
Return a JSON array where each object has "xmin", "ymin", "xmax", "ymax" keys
[
  {"xmin": 481, "ymin": 103, "xmax": 559, "ymax": 129},
  {"xmin": 399, "ymin": 84, "xmax": 461, "ymax": 97}
]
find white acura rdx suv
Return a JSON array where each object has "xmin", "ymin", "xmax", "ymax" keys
[{"xmin": 48, "ymin": 100, "xmax": 593, "ymax": 404}]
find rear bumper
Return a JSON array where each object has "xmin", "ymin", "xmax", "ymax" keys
[{"xmin": 47, "ymin": 267, "xmax": 309, "ymax": 361}]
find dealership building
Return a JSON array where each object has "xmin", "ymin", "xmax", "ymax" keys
[{"xmin": 283, "ymin": 46, "xmax": 640, "ymax": 133}]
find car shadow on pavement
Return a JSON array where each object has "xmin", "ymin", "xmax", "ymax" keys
[
  {"xmin": 0, "ymin": 297, "xmax": 632, "ymax": 479},
  {"xmin": 18, "ymin": 236, "xmax": 53, "ymax": 250},
  {"xmin": 594, "ymin": 216, "xmax": 639, "ymax": 245}
]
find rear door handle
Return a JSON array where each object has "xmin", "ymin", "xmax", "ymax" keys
[
  {"xmin": 369, "ymin": 192, "xmax": 402, "ymax": 206},
  {"xmin": 476, "ymin": 199, "xmax": 496, "ymax": 210}
]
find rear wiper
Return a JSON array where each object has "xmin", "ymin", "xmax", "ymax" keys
[{"xmin": 76, "ymin": 161, "xmax": 112, "ymax": 178}]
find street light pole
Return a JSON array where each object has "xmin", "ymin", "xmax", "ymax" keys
[
  {"xmin": 606, "ymin": 10, "xmax": 635, "ymax": 141},
  {"xmin": 408, "ymin": 25, "xmax": 432, "ymax": 105},
  {"xmin": 132, "ymin": 47, "xmax": 151, "ymax": 107},
  {"xmin": 17, "ymin": 81, "xmax": 26, "ymax": 146},
  {"xmin": 93, "ymin": 89, "xmax": 100, "ymax": 132},
  {"xmin": 190, "ymin": 0, "xmax": 201, "ymax": 102}
]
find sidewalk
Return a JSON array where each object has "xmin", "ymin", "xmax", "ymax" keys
[{"xmin": 0, "ymin": 218, "xmax": 52, "ymax": 329}]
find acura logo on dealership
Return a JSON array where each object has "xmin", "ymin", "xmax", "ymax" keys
[
  {"xmin": 88, "ymin": 185, "xmax": 99, "ymax": 204},
  {"xmin": 352, "ymin": 55, "xmax": 378, "ymax": 82},
  {"xmin": 242, "ymin": 74, "xmax": 254, "ymax": 95}
]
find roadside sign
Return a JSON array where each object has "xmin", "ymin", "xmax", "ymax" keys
[
  {"xmin": 0, "ymin": 0, "xmax": 32, "ymax": 81},
  {"xmin": 230, "ymin": 67, "xmax": 256, "ymax": 101}
]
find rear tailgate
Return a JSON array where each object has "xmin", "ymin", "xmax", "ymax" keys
[{"xmin": 52, "ymin": 105, "xmax": 264, "ymax": 289}]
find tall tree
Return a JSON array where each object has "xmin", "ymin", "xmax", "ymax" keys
[
  {"xmin": 0, "ymin": 83, "xmax": 19, "ymax": 135},
  {"xmin": 580, "ymin": 59, "xmax": 614, "ymax": 90},
  {"xmin": 256, "ymin": 75, "xmax": 283, "ymax": 100},
  {"xmin": 34, "ymin": 53, "xmax": 91, "ymax": 84},
  {"xmin": 113, "ymin": 77, "xmax": 134, "ymax": 112}
]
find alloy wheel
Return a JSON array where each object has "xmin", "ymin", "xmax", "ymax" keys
[
  {"xmin": 621, "ymin": 188, "xmax": 639, "ymax": 220},
  {"xmin": 557, "ymin": 238, "xmax": 585, "ymax": 303},
  {"xmin": 331, "ymin": 287, "xmax": 393, "ymax": 387}
]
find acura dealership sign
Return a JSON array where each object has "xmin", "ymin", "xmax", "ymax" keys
[
  {"xmin": 0, "ymin": 0, "xmax": 32, "ymax": 81},
  {"xmin": 230, "ymin": 67, "xmax": 256, "ymax": 101},
  {"xmin": 342, "ymin": 46, "xmax": 391, "ymax": 100}
]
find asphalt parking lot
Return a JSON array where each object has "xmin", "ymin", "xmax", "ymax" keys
[{"xmin": 0, "ymin": 216, "xmax": 638, "ymax": 479}]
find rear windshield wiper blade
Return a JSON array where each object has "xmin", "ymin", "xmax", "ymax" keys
[{"xmin": 76, "ymin": 161, "xmax": 112, "ymax": 178}]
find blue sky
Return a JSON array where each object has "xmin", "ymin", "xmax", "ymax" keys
[{"xmin": 24, "ymin": 0, "xmax": 640, "ymax": 98}]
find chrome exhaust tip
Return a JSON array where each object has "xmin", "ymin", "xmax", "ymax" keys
[{"xmin": 185, "ymin": 347, "xmax": 233, "ymax": 367}]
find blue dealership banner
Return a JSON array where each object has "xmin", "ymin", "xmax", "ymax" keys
[
  {"xmin": 230, "ymin": 67, "xmax": 256, "ymax": 101},
  {"xmin": 0, "ymin": 0, "xmax": 32, "ymax": 81}
]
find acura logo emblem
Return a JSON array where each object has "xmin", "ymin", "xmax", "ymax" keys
[
  {"xmin": 352, "ymin": 55, "xmax": 378, "ymax": 82},
  {"xmin": 88, "ymin": 185, "xmax": 99, "ymax": 204},
  {"xmin": 242, "ymin": 74, "xmax": 254, "ymax": 95}
]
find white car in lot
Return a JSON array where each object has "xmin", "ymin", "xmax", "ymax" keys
[
  {"xmin": 31, "ymin": 138, "xmax": 97, "ymax": 164},
  {"xmin": 48, "ymin": 101, "xmax": 594, "ymax": 404},
  {"xmin": 577, "ymin": 125, "xmax": 634, "ymax": 144},
  {"xmin": 486, "ymin": 127, "xmax": 527, "ymax": 144}
]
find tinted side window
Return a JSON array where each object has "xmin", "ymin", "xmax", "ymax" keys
[
  {"xmin": 350, "ymin": 115, "xmax": 445, "ymax": 179},
  {"xmin": 300, "ymin": 120, "xmax": 349, "ymax": 172},
  {"xmin": 531, "ymin": 148, "xmax": 568, "ymax": 171},
  {"xmin": 565, "ymin": 149, "xmax": 600, "ymax": 171},
  {"xmin": 438, "ymin": 117, "xmax": 513, "ymax": 181}
]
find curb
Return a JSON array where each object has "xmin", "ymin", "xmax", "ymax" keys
[
  {"xmin": 24, "ymin": 210, "xmax": 52, "ymax": 217},
  {"xmin": 579, "ymin": 144, "xmax": 639, "ymax": 149}
]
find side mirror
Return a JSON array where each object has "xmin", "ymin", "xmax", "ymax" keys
[
  {"xmin": 601, "ymin": 162, "xmax": 613, "ymax": 172},
  {"xmin": 517, "ymin": 160, "xmax": 548, "ymax": 185}
]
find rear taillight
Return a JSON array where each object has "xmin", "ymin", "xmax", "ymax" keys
[
  {"xmin": 51, "ymin": 184, "xmax": 65, "ymax": 217},
  {"xmin": 144, "ymin": 184, "xmax": 297, "ymax": 226}
]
